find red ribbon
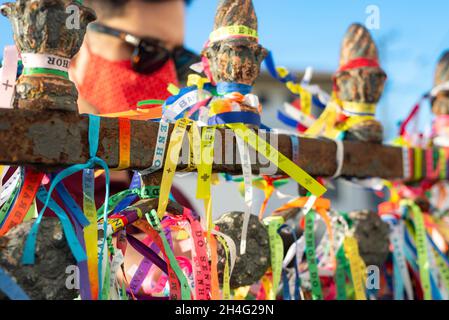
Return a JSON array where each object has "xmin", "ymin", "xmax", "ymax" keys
[
  {"xmin": 333, "ymin": 58, "xmax": 383, "ymax": 92},
  {"xmin": 399, "ymin": 102, "xmax": 421, "ymax": 137},
  {"xmin": 338, "ymin": 58, "xmax": 381, "ymax": 72},
  {"xmin": 0, "ymin": 169, "xmax": 44, "ymax": 236}
]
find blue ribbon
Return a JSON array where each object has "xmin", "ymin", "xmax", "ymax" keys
[
  {"xmin": 282, "ymin": 270, "xmax": 291, "ymax": 300},
  {"xmin": 260, "ymin": 123, "xmax": 272, "ymax": 131},
  {"xmin": 393, "ymin": 254, "xmax": 405, "ymax": 300},
  {"xmin": 34, "ymin": 186, "xmax": 86, "ymax": 262},
  {"xmin": 0, "ymin": 267, "xmax": 30, "ymax": 300},
  {"xmin": 164, "ymin": 86, "xmax": 197, "ymax": 106},
  {"xmin": 113, "ymin": 171, "xmax": 141, "ymax": 214},
  {"xmin": 427, "ymin": 234, "xmax": 449, "ymax": 266},
  {"xmin": 65, "ymin": 202, "xmax": 91, "ymax": 301},
  {"xmin": 264, "ymin": 51, "xmax": 326, "ymax": 110},
  {"xmin": 208, "ymin": 111, "xmax": 261, "ymax": 127},
  {"xmin": 217, "ymin": 82, "xmax": 252, "ymax": 96},
  {"xmin": 55, "ymin": 181, "xmax": 90, "ymax": 228},
  {"xmin": 22, "ymin": 115, "xmax": 111, "ymax": 298},
  {"xmin": 264, "ymin": 51, "xmax": 296, "ymax": 84},
  {"xmin": 277, "ymin": 110, "xmax": 299, "ymax": 128},
  {"xmin": 278, "ymin": 224, "xmax": 300, "ymax": 300}
]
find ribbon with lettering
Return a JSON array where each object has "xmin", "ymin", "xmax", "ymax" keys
[
  {"xmin": 305, "ymin": 210, "xmax": 323, "ymax": 300},
  {"xmin": 21, "ymin": 115, "xmax": 111, "ymax": 301},
  {"xmin": 146, "ymin": 210, "xmax": 191, "ymax": 300},
  {"xmin": 0, "ymin": 168, "xmax": 44, "ymax": 237},
  {"xmin": 228, "ymin": 123, "xmax": 326, "ymax": 197},
  {"xmin": 157, "ymin": 118, "xmax": 191, "ymax": 219},
  {"xmin": 263, "ymin": 216, "xmax": 284, "ymax": 300},
  {"xmin": 183, "ymin": 208, "xmax": 211, "ymax": 300},
  {"xmin": 0, "ymin": 46, "xmax": 19, "ymax": 109}
]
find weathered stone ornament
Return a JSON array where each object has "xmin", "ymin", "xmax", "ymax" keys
[
  {"xmin": 334, "ymin": 23, "xmax": 387, "ymax": 143},
  {"xmin": 214, "ymin": 212, "xmax": 270, "ymax": 289},
  {"xmin": 202, "ymin": 0, "xmax": 267, "ymax": 127},
  {"xmin": 1, "ymin": 0, "xmax": 96, "ymax": 113},
  {"xmin": 348, "ymin": 210, "xmax": 390, "ymax": 267},
  {"xmin": 0, "ymin": 218, "xmax": 77, "ymax": 300},
  {"xmin": 432, "ymin": 51, "xmax": 449, "ymax": 147}
]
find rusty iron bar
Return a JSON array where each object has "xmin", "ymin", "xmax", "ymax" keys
[{"xmin": 0, "ymin": 109, "xmax": 405, "ymax": 179}]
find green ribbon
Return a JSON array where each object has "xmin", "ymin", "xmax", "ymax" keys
[
  {"xmin": 23, "ymin": 68, "xmax": 69, "ymax": 79},
  {"xmin": 0, "ymin": 184, "xmax": 20, "ymax": 225},
  {"xmin": 137, "ymin": 99, "xmax": 166, "ymax": 108},
  {"xmin": 263, "ymin": 216, "xmax": 284, "ymax": 300},
  {"xmin": 408, "ymin": 202, "xmax": 432, "ymax": 300},
  {"xmin": 335, "ymin": 246, "xmax": 348, "ymax": 300},
  {"xmin": 101, "ymin": 257, "xmax": 111, "ymax": 300},
  {"xmin": 97, "ymin": 185, "xmax": 160, "ymax": 220},
  {"xmin": 305, "ymin": 210, "xmax": 323, "ymax": 300},
  {"xmin": 121, "ymin": 281, "xmax": 128, "ymax": 300}
]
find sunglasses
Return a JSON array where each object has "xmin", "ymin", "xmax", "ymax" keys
[{"xmin": 88, "ymin": 23, "xmax": 200, "ymax": 79}]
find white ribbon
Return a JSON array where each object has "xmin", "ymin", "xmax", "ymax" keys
[
  {"xmin": 430, "ymin": 81, "xmax": 449, "ymax": 97},
  {"xmin": 402, "ymin": 147, "xmax": 411, "ymax": 180},
  {"xmin": 21, "ymin": 53, "xmax": 71, "ymax": 72},
  {"xmin": 235, "ymin": 135, "xmax": 253, "ymax": 255},
  {"xmin": 109, "ymin": 251, "xmax": 124, "ymax": 299},
  {"xmin": 283, "ymin": 102, "xmax": 316, "ymax": 128},
  {"xmin": 0, "ymin": 46, "xmax": 19, "ymax": 109},
  {"xmin": 0, "ymin": 168, "xmax": 21, "ymax": 207},
  {"xmin": 331, "ymin": 139, "xmax": 344, "ymax": 179},
  {"xmin": 212, "ymin": 229, "xmax": 237, "ymax": 276},
  {"xmin": 139, "ymin": 121, "xmax": 170, "ymax": 176},
  {"xmin": 390, "ymin": 222, "xmax": 414, "ymax": 300},
  {"xmin": 163, "ymin": 89, "xmax": 212, "ymax": 122}
]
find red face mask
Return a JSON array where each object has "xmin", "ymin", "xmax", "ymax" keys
[{"xmin": 75, "ymin": 45, "xmax": 178, "ymax": 114}]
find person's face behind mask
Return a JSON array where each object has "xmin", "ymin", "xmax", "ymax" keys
[
  {"xmin": 75, "ymin": 39, "xmax": 178, "ymax": 115},
  {"xmin": 71, "ymin": 0, "xmax": 190, "ymax": 115}
]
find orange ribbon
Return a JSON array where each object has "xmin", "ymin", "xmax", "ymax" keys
[
  {"xmin": 101, "ymin": 106, "xmax": 162, "ymax": 121},
  {"xmin": 0, "ymin": 169, "xmax": 44, "ymax": 236},
  {"xmin": 274, "ymin": 197, "xmax": 336, "ymax": 269},
  {"xmin": 115, "ymin": 118, "xmax": 131, "ymax": 170}
]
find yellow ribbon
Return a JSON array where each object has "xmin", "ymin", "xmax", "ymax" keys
[
  {"xmin": 335, "ymin": 115, "xmax": 376, "ymax": 133},
  {"xmin": 305, "ymin": 98, "xmax": 341, "ymax": 138},
  {"xmin": 187, "ymin": 122, "xmax": 201, "ymax": 172},
  {"xmin": 157, "ymin": 118, "xmax": 191, "ymax": 219},
  {"xmin": 285, "ymin": 82, "xmax": 313, "ymax": 116},
  {"xmin": 216, "ymin": 235, "xmax": 231, "ymax": 300},
  {"xmin": 209, "ymin": 25, "xmax": 258, "ymax": 43},
  {"xmin": 196, "ymin": 126, "xmax": 217, "ymax": 237},
  {"xmin": 167, "ymin": 83, "xmax": 180, "ymax": 96},
  {"xmin": 306, "ymin": 97, "xmax": 377, "ymax": 139},
  {"xmin": 228, "ymin": 123, "xmax": 327, "ymax": 197},
  {"xmin": 234, "ymin": 286, "xmax": 251, "ymax": 300},
  {"xmin": 83, "ymin": 169, "xmax": 99, "ymax": 300},
  {"xmin": 341, "ymin": 101, "xmax": 377, "ymax": 115},
  {"xmin": 187, "ymin": 74, "xmax": 209, "ymax": 91},
  {"xmin": 343, "ymin": 236, "xmax": 367, "ymax": 300}
]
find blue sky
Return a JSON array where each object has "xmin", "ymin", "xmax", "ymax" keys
[
  {"xmin": 185, "ymin": 0, "xmax": 449, "ymax": 140},
  {"xmin": 1, "ymin": 0, "xmax": 449, "ymax": 139}
]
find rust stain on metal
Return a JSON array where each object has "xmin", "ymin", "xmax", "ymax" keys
[
  {"xmin": 0, "ymin": 109, "xmax": 408, "ymax": 180},
  {"xmin": 27, "ymin": 118, "xmax": 83, "ymax": 161}
]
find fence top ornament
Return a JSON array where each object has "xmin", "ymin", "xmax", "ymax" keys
[
  {"xmin": 333, "ymin": 23, "xmax": 387, "ymax": 143},
  {"xmin": 1, "ymin": 0, "xmax": 96, "ymax": 113},
  {"xmin": 202, "ymin": 0, "xmax": 267, "ymax": 87}
]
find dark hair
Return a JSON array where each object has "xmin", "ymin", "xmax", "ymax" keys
[
  {"xmin": 88, "ymin": 0, "xmax": 192, "ymax": 6},
  {"xmin": 85, "ymin": 0, "xmax": 192, "ymax": 17}
]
